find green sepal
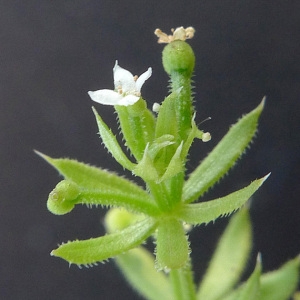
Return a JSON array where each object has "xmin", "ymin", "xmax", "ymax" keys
[
  {"xmin": 47, "ymin": 180, "xmax": 80, "ymax": 215},
  {"xmin": 115, "ymin": 247, "xmax": 173, "ymax": 300},
  {"xmin": 115, "ymin": 98, "xmax": 156, "ymax": 161},
  {"xmin": 155, "ymin": 218, "xmax": 190, "ymax": 270},
  {"xmin": 178, "ymin": 174, "xmax": 269, "ymax": 226},
  {"xmin": 196, "ymin": 209, "xmax": 253, "ymax": 300},
  {"xmin": 51, "ymin": 217, "xmax": 157, "ymax": 266},
  {"xmin": 183, "ymin": 99, "xmax": 265, "ymax": 204},
  {"xmin": 259, "ymin": 256, "xmax": 300, "ymax": 300},
  {"xmin": 37, "ymin": 153, "xmax": 159, "ymax": 215},
  {"xmin": 92, "ymin": 107, "xmax": 135, "ymax": 170},
  {"xmin": 223, "ymin": 255, "xmax": 262, "ymax": 300}
]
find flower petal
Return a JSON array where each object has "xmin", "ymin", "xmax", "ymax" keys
[
  {"xmin": 173, "ymin": 27, "xmax": 186, "ymax": 40},
  {"xmin": 135, "ymin": 67, "xmax": 152, "ymax": 92},
  {"xmin": 88, "ymin": 89, "xmax": 122, "ymax": 105},
  {"xmin": 117, "ymin": 94, "xmax": 140, "ymax": 106},
  {"xmin": 113, "ymin": 61, "xmax": 136, "ymax": 93}
]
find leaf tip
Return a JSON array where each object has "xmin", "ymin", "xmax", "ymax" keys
[
  {"xmin": 34, "ymin": 150, "xmax": 53, "ymax": 164},
  {"xmin": 257, "ymin": 96, "xmax": 267, "ymax": 112},
  {"xmin": 261, "ymin": 172, "xmax": 271, "ymax": 183}
]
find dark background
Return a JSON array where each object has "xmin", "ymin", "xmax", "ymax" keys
[{"xmin": 1, "ymin": 1, "xmax": 299, "ymax": 299}]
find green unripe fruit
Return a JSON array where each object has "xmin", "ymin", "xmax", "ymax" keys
[
  {"xmin": 47, "ymin": 180, "xmax": 80, "ymax": 215},
  {"xmin": 105, "ymin": 208, "xmax": 137, "ymax": 233},
  {"xmin": 162, "ymin": 40, "xmax": 195, "ymax": 76}
]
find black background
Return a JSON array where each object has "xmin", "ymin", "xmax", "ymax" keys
[{"xmin": 1, "ymin": 1, "xmax": 299, "ymax": 299}]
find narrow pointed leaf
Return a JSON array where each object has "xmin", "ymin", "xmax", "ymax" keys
[
  {"xmin": 37, "ymin": 153, "xmax": 159, "ymax": 214},
  {"xmin": 76, "ymin": 188, "xmax": 159, "ymax": 216},
  {"xmin": 51, "ymin": 217, "xmax": 157, "ymax": 266},
  {"xmin": 115, "ymin": 247, "xmax": 173, "ymax": 300},
  {"xmin": 196, "ymin": 209, "xmax": 252, "ymax": 300},
  {"xmin": 223, "ymin": 255, "xmax": 262, "ymax": 300},
  {"xmin": 236, "ymin": 255, "xmax": 261, "ymax": 300},
  {"xmin": 155, "ymin": 91, "xmax": 179, "ymax": 140},
  {"xmin": 178, "ymin": 175, "xmax": 269, "ymax": 225},
  {"xmin": 155, "ymin": 218, "xmax": 190, "ymax": 270},
  {"xmin": 133, "ymin": 144, "xmax": 159, "ymax": 181},
  {"xmin": 259, "ymin": 256, "xmax": 300, "ymax": 300},
  {"xmin": 92, "ymin": 107, "xmax": 136, "ymax": 170},
  {"xmin": 36, "ymin": 152, "xmax": 148, "ymax": 195},
  {"xmin": 159, "ymin": 141, "xmax": 184, "ymax": 182},
  {"xmin": 183, "ymin": 99, "xmax": 265, "ymax": 204}
]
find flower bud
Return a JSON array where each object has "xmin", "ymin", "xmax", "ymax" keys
[{"xmin": 162, "ymin": 40, "xmax": 195, "ymax": 77}]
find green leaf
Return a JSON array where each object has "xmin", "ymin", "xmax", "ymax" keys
[
  {"xmin": 132, "ymin": 143, "xmax": 160, "ymax": 182},
  {"xmin": 159, "ymin": 141, "xmax": 184, "ymax": 183},
  {"xmin": 155, "ymin": 218, "xmax": 190, "ymax": 270},
  {"xmin": 222, "ymin": 255, "xmax": 262, "ymax": 300},
  {"xmin": 155, "ymin": 91, "xmax": 179, "ymax": 140},
  {"xmin": 177, "ymin": 174, "xmax": 269, "ymax": 225},
  {"xmin": 259, "ymin": 256, "xmax": 300, "ymax": 300},
  {"xmin": 37, "ymin": 153, "xmax": 159, "ymax": 215},
  {"xmin": 36, "ymin": 152, "xmax": 146, "ymax": 192},
  {"xmin": 183, "ymin": 99, "xmax": 265, "ymax": 204},
  {"xmin": 115, "ymin": 247, "xmax": 173, "ymax": 300},
  {"xmin": 236, "ymin": 255, "xmax": 261, "ymax": 300},
  {"xmin": 75, "ymin": 186, "xmax": 159, "ymax": 216},
  {"xmin": 51, "ymin": 217, "xmax": 157, "ymax": 266},
  {"xmin": 196, "ymin": 209, "xmax": 252, "ymax": 300},
  {"xmin": 92, "ymin": 107, "xmax": 136, "ymax": 170}
]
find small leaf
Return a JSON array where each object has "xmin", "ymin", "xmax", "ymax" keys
[
  {"xmin": 76, "ymin": 186, "xmax": 159, "ymax": 216},
  {"xmin": 183, "ymin": 99, "xmax": 265, "ymax": 204},
  {"xmin": 36, "ymin": 152, "xmax": 147, "ymax": 193},
  {"xmin": 178, "ymin": 174, "xmax": 269, "ymax": 226},
  {"xmin": 236, "ymin": 254, "xmax": 261, "ymax": 300},
  {"xmin": 37, "ymin": 153, "xmax": 159, "ymax": 215},
  {"xmin": 92, "ymin": 107, "xmax": 136, "ymax": 170},
  {"xmin": 155, "ymin": 90, "xmax": 179, "ymax": 140},
  {"xmin": 155, "ymin": 218, "xmax": 189, "ymax": 270},
  {"xmin": 159, "ymin": 141, "xmax": 184, "ymax": 182},
  {"xmin": 259, "ymin": 256, "xmax": 300, "ymax": 300},
  {"xmin": 51, "ymin": 217, "xmax": 157, "ymax": 266},
  {"xmin": 115, "ymin": 247, "xmax": 173, "ymax": 300},
  {"xmin": 222, "ymin": 254, "xmax": 262, "ymax": 300},
  {"xmin": 132, "ymin": 144, "xmax": 160, "ymax": 182},
  {"xmin": 196, "ymin": 209, "xmax": 252, "ymax": 300}
]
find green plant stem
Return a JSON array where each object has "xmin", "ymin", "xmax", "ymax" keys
[
  {"xmin": 171, "ymin": 73, "xmax": 193, "ymax": 142},
  {"xmin": 169, "ymin": 261, "xmax": 196, "ymax": 300},
  {"xmin": 147, "ymin": 181, "xmax": 173, "ymax": 212}
]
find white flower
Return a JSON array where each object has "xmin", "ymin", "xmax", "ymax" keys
[{"xmin": 88, "ymin": 61, "xmax": 152, "ymax": 106}]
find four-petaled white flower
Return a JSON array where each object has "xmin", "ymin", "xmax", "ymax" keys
[{"xmin": 88, "ymin": 61, "xmax": 152, "ymax": 106}]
